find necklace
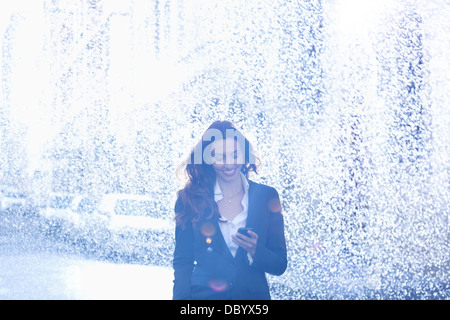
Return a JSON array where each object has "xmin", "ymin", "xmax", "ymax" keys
[{"xmin": 222, "ymin": 189, "xmax": 244, "ymax": 204}]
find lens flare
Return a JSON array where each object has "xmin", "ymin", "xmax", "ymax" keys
[
  {"xmin": 206, "ymin": 237, "xmax": 212, "ymax": 245},
  {"xmin": 201, "ymin": 222, "xmax": 216, "ymax": 237},
  {"xmin": 269, "ymin": 197, "xmax": 282, "ymax": 213},
  {"xmin": 208, "ymin": 279, "xmax": 228, "ymax": 292}
]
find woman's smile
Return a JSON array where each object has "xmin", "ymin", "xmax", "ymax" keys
[
  {"xmin": 222, "ymin": 167, "xmax": 238, "ymax": 176},
  {"xmin": 216, "ymin": 165, "xmax": 242, "ymax": 182}
]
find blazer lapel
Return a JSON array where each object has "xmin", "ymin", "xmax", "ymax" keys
[
  {"xmin": 205, "ymin": 188, "xmax": 235, "ymax": 262},
  {"xmin": 211, "ymin": 215, "xmax": 235, "ymax": 262},
  {"xmin": 245, "ymin": 181, "xmax": 259, "ymax": 230},
  {"xmin": 235, "ymin": 181, "xmax": 259, "ymax": 261}
]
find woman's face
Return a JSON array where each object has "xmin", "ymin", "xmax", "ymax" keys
[{"xmin": 211, "ymin": 138, "xmax": 244, "ymax": 183}]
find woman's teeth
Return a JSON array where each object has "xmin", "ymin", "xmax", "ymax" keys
[{"xmin": 224, "ymin": 168, "xmax": 235, "ymax": 175}]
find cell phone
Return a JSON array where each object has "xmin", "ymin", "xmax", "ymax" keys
[{"xmin": 237, "ymin": 227, "xmax": 253, "ymax": 237}]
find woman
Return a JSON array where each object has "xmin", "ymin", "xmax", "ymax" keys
[{"xmin": 172, "ymin": 120, "xmax": 287, "ymax": 300}]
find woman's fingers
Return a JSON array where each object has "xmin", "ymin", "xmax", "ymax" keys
[
  {"xmin": 232, "ymin": 230, "xmax": 258, "ymax": 257},
  {"xmin": 247, "ymin": 230, "xmax": 258, "ymax": 239}
]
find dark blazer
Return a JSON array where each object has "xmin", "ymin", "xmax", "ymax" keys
[{"xmin": 172, "ymin": 180, "xmax": 287, "ymax": 300}]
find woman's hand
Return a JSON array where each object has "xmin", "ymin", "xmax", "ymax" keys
[{"xmin": 232, "ymin": 230, "xmax": 258, "ymax": 257}]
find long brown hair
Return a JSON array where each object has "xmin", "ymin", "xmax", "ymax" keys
[{"xmin": 175, "ymin": 120, "xmax": 260, "ymax": 228}]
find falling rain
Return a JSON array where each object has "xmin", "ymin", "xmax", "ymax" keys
[{"xmin": 0, "ymin": 0, "xmax": 448, "ymax": 300}]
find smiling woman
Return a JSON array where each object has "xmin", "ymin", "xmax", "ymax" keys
[
  {"xmin": 175, "ymin": 121, "xmax": 259, "ymax": 228},
  {"xmin": 172, "ymin": 120, "xmax": 287, "ymax": 300}
]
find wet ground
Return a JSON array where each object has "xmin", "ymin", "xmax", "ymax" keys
[{"xmin": 0, "ymin": 210, "xmax": 173, "ymax": 300}]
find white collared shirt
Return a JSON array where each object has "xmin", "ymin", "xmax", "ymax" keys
[{"xmin": 214, "ymin": 172, "xmax": 250, "ymax": 258}]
